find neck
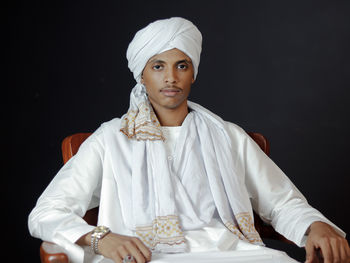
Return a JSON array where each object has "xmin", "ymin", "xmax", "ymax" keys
[{"xmin": 151, "ymin": 102, "xmax": 189, "ymax": 127}]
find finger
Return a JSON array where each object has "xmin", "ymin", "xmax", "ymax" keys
[
  {"xmin": 319, "ymin": 240, "xmax": 333, "ymax": 263},
  {"xmin": 339, "ymin": 238, "xmax": 350, "ymax": 263},
  {"xmin": 339, "ymin": 241, "xmax": 348, "ymax": 263},
  {"xmin": 117, "ymin": 245, "xmax": 135, "ymax": 263},
  {"xmin": 344, "ymin": 239, "xmax": 350, "ymax": 258},
  {"xmin": 311, "ymin": 249, "xmax": 321, "ymax": 263},
  {"xmin": 132, "ymin": 238, "xmax": 152, "ymax": 261},
  {"xmin": 109, "ymin": 250, "xmax": 123, "ymax": 263},
  {"xmin": 329, "ymin": 238, "xmax": 341, "ymax": 263},
  {"xmin": 125, "ymin": 240, "xmax": 145, "ymax": 263},
  {"xmin": 305, "ymin": 242, "xmax": 317, "ymax": 263}
]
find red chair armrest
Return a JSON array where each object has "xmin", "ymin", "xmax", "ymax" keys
[{"xmin": 40, "ymin": 241, "xmax": 69, "ymax": 263}]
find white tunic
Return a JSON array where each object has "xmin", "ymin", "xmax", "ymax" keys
[
  {"xmin": 28, "ymin": 118, "xmax": 344, "ymax": 262},
  {"xmin": 162, "ymin": 125, "xmax": 239, "ymax": 252}
]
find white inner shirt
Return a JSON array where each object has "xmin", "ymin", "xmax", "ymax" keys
[
  {"xmin": 161, "ymin": 125, "xmax": 239, "ymax": 252},
  {"xmin": 161, "ymin": 126, "xmax": 182, "ymax": 158}
]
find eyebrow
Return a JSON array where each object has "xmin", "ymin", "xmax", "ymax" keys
[
  {"xmin": 177, "ymin": 59, "xmax": 192, "ymax": 64},
  {"xmin": 147, "ymin": 58, "xmax": 192, "ymax": 65}
]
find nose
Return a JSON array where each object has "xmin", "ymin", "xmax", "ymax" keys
[{"xmin": 164, "ymin": 68, "xmax": 178, "ymax": 84}]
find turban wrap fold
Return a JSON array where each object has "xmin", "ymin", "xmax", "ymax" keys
[{"xmin": 120, "ymin": 17, "xmax": 202, "ymax": 140}]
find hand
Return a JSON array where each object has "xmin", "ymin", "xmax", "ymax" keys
[
  {"xmin": 98, "ymin": 233, "xmax": 152, "ymax": 263},
  {"xmin": 305, "ymin": 221, "xmax": 350, "ymax": 263},
  {"xmin": 76, "ymin": 231, "xmax": 152, "ymax": 263}
]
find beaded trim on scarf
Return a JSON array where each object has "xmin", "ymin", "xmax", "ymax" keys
[
  {"xmin": 135, "ymin": 215, "xmax": 186, "ymax": 250},
  {"xmin": 120, "ymin": 101, "xmax": 164, "ymax": 141},
  {"xmin": 225, "ymin": 212, "xmax": 264, "ymax": 245}
]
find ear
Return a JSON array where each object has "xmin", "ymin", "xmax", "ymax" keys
[{"xmin": 191, "ymin": 77, "xmax": 195, "ymax": 84}]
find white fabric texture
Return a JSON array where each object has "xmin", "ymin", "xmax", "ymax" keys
[
  {"xmin": 160, "ymin": 127, "xmax": 241, "ymax": 253},
  {"xmin": 119, "ymin": 102, "xmax": 263, "ymax": 253},
  {"xmin": 145, "ymin": 245, "xmax": 300, "ymax": 263},
  {"xmin": 86, "ymin": 242, "xmax": 300, "ymax": 263},
  {"xmin": 122, "ymin": 102, "xmax": 265, "ymax": 253},
  {"xmin": 161, "ymin": 126, "xmax": 181, "ymax": 158},
  {"xmin": 28, "ymin": 111, "xmax": 345, "ymax": 262}
]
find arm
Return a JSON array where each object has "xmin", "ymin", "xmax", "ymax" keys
[
  {"xmin": 240, "ymin": 130, "xmax": 344, "ymax": 244},
  {"xmin": 28, "ymin": 128, "xmax": 105, "ymax": 261},
  {"xmin": 29, "ymin": 125, "xmax": 151, "ymax": 262},
  {"xmin": 237, "ymin": 129, "xmax": 349, "ymax": 262}
]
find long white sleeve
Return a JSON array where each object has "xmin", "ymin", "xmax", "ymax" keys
[
  {"xmin": 28, "ymin": 127, "xmax": 105, "ymax": 261},
  {"xmin": 234, "ymin": 126, "xmax": 345, "ymax": 246}
]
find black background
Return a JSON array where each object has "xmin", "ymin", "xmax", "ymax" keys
[{"xmin": 5, "ymin": 0, "xmax": 350, "ymax": 261}]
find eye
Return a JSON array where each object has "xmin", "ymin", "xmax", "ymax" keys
[
  {"xmin": 152, "ymin": 64, "xmax": 163, "ymax": 70},
  {"xmin": 177, "ymin": 64, "xmax": 188, "ymax": 70}
]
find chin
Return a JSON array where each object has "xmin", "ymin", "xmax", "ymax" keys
[
  {"xmin": 150, "ymin": 97, "xmax": 188, "ymax": 111},
  {"xmin": 162, "ymin": 104, "xmax": 181, "ymax": 110},
  {"xmin": 164, "ymin": 100, "xmax": 187, "ymax": 110}
]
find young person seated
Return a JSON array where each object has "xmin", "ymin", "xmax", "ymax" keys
[{"xmin": 29, "ymin": 17, "xmax": 349, "ymax": 263}]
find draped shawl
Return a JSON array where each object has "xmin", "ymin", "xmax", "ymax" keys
[{"xmin": 119, "ymin": 17, "xmax": 263, "ymax": 252}]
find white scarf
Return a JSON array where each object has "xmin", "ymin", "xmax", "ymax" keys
[
  {"xmin": 120, "ymin": 17, "xmax": 263, "ymax": 252},
  {"xmin": 120, "ymin": 100, "xmax": 263, "ymax": 252}
]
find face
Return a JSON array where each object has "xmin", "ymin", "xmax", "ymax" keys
[{"xmin": 141, "ymin": 48, "xmax": 194, "ymax": 113}]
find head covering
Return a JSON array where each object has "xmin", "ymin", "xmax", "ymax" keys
[
  {"xmin": 127, "ymin": 17, "xmax": 202, "ymax": 83},
  {"xmin": 120, "ymin": 17, "xmax": 202, "ymax": 140}
]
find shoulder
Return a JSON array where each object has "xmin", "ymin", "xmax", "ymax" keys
[
  {"xmin": 99, "ymin": 117, "xmax": 122, "ymax": 131},
  {"xmin": 223, "ymin": 120, "xmax": 250, "ymax": 141},
  {"xmin": 85, "ymin": 117, "xmax": 124, "ymax": 146},
  {"xmin": 221, "ymin": 120, "xmax": 263, "ymax": 153},
  {"xmin": 189, "ymin": 101, "xmax": 250, "ymax": 141}
]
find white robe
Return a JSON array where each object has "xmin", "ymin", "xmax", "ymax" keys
[{"xmin": 28, "ymin": 117, "xmax": 344, "ymax": 262}]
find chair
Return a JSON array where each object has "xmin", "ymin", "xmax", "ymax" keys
[{"xmin": 40, "ymin": 132, "xmax": 294, "ymax": 263}]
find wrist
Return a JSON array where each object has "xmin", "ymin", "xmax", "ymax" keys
[
  {"xmin": 76, "ymin": 232, "xmax": 92, "ymax": 247},
  {"xmin": 309, "ymin": 221, "xmax": 328, "ymax": 231},
  {"xmin": 306, "ymin": 221, "xmax": 334, "ymax": 237},
  {"xmin": 90, "ymin": 226, "xmax": 111, "ymax": 254}
]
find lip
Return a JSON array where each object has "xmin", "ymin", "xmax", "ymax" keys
[{"xmin": 160, "ymin": 87, "xmax": 181, "ymax": 97}]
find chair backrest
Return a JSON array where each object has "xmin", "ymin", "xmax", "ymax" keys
[
  {"xmin": 62, "ymin": 133, "xmax": 92, "ymax": 164},
  {"xmin": 247, "ymin": 132, "xmax": 270, "ymax": 155}
]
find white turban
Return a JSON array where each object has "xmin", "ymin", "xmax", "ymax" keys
[
  {"xmin": 126, "ymin": 17, "xmax": 202, "ymax": 83},
  {"xmin": 121, "ymin": 17, "xmax": 202, "ymax": 140}
]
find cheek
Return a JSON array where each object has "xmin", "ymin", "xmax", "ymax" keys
[
  {"xmin": 184, "ymin": 74, "xmax": 194, "ymax": 86},
  {"xmin": 144, "ymin": 74, "xmax": 162, "ymax": 87}
]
